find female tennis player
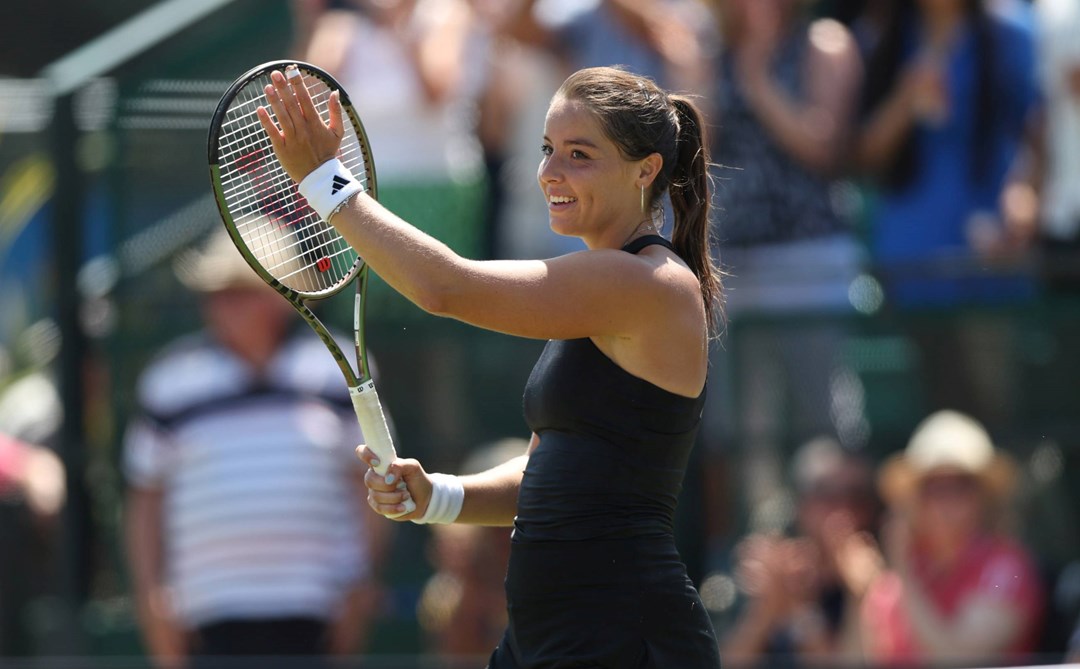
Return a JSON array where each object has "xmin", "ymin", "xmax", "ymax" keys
[{"xmin": 258, "ymin": 64, "xmax": 723, "ymax": 667}]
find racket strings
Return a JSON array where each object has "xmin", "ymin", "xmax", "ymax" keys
[{"xmin": 214, "ymin": 69, "xmax": 369, "ymax": 297}]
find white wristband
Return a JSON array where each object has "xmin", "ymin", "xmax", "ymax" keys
[
  {"xmin": 298, "ymin": 157, "xmax": 363, "ymax": 222},
  {"xmin": 411, "ymin": 473, "xmax": 464, "ymax": 525}
]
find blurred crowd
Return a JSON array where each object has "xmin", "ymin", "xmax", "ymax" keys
[{"xmin": 2, "ymin": 0, "xmax": 1080, "ymax": 666}]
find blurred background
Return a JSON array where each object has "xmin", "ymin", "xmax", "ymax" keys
[{"xmin": 2, "ymin": 0, "xmax": 1079, "ymax": 667}]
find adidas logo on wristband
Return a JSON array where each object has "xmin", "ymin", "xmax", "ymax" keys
[{"xmin": 299, "ymin": 158, "xmax": 363, "ymax": 221}]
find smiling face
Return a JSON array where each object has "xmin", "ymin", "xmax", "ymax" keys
[{"xmin": 538, "ymin": 97, "xmax": 648, "ymax": 249}]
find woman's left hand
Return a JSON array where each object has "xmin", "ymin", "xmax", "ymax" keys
[
  {"xmin": 356, "ymin": 445, "xmax": 429, "ymax": 522},
  {"xmin": 256, "ymin": 67, "xmax": 345, "ymax": 183}
]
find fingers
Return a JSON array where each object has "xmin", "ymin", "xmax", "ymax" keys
[
  {"xmin": 358, "ymin": 451, "xmax": 422, "ymax": 519},
  {"xmin": 355, "ymin": 444, "xmax": 381, "ymax": 470},
  {"xmin": 328, "ymin": 90, "xmax": 344, "ymax": 139},
  {"xmin": 264, "ymin": 73, "xmax": 296, "ymax": 137},
  {"xmin": 283, "ymin": 66, "xmax": 342, "ymax": 141},
  {"xmin": 287, "ymin": 66, "xmax": 320, "ymax": 124},
  {"xmin": 255, "ymin": 106, "xmax": 288, "ymax": 167},
  {"xmin": 367, "ymin": 475, "xmax": 412, "ymax": 517}
]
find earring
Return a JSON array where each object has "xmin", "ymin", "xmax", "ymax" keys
[{"xmin": 640, "ymin": 185, "xmax": 645, "ymax": 213}]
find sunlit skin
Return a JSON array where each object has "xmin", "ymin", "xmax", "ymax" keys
[{"xmin": 538, "ymin": 98, "xmax": 661, "ymax": 250}]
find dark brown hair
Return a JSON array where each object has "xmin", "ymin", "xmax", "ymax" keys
[{"xmin": 555, "ymin": 66, "xmax": 724, "ymax": 334}]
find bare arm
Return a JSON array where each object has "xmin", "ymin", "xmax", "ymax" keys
[
  {"xmin": 256, "ymin": 70, "xmax": 696, "ymax": 343},
  {"xmin": 125, "ymin": 487, "xmax": 187, "ymax": 668},
  {"xmin": 738, "ymin": 18, "xmax": 862, "ymax": 174},
  {"xmin": 456, "ymin": 447, "xmax": 531, "ymax": 526},
  {"xmin": 359, "ymin": 434, "xmax": 535, "ymax": 526}
]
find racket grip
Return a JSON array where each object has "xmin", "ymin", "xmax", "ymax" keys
[{"xmin": 350, "ymin": 380, "xmax": 416, "ymax": 515}]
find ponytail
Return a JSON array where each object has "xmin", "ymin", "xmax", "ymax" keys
[{"xmin": 669, "ymin": 96, "xmax": 724, "ymax": 335}]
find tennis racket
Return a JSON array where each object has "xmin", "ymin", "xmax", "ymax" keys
[{"xmin": 207, "ymin": 60, "xmax": 413, "ymax": 513}]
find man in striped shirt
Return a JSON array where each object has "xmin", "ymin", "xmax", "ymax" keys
[{"xmin": 123, "ymin": 231, "xmax": 391, "ymax": 668}]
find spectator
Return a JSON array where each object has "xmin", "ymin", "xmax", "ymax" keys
[
  {"xmin": 699, "ymin": 0, "xmax": 867, "ymax": 567},
  {"xmin": 855, "ymin": 0, "xmax": 1040, "ymax": 300},
  {"xmin": 722, "ymin": 437, "xmax": 877, "ymax": 666},
  {"xmin": 833, "ymin": 410, "xmax": 1044, "ymax": 666},
  {"xmin": 122, "ymin": 229, "xmax": 391, "ymax": 669}
]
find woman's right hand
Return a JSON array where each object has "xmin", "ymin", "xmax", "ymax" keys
[{"xmin": 356, "ymin": 446, "xmax": 429, "ymax": 521}]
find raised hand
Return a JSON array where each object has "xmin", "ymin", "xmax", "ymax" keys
[{"xmin": 256, "ymin": 66, "xmax": 346, "ymax": 183}]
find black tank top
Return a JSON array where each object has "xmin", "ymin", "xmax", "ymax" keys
[{"xmin": 516, "ymin": 235, "xmax": 706, "ymax": 542}]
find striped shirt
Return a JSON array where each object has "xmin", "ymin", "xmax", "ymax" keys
[{"xmin": 123, "ymin": 331, "xmax": 373, "ymax": 627}]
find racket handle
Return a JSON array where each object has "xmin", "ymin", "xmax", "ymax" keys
[{"xmin": 350, "ymin": 380, "xmax": 416, "ymax": 515}]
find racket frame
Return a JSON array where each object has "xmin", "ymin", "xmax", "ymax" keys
[
  {"xmin": 207, "ymin": 59, "xmax": 379, "ymax": 389},
  {"xmin": 207, "ymin": 61, "xmax": 411, "ymax": 510}
]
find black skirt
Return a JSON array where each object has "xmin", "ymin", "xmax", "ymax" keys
[{"xmin": 486, "ymin": 537, "xmax": 721, "ymax": 669}]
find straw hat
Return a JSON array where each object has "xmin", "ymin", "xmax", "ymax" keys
[
  {"xmin": 174, "ymin": 228, "xmax": 267, "ymax": 293},
  {"xmin": 878, "ymin": 410, "xmax": 1018, "ymax": 505}
]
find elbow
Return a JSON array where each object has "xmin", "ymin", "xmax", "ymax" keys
[
  {"xmin": 411, "ymin": 281, "xmax": 452, "ymax": 317},
  {"xmin": 410, "ymin": 269, "xmax": 464, "ymax": 318},
  {"xmin": 405, "ymin": 255, "xmax": 479, "ymax": 319}
]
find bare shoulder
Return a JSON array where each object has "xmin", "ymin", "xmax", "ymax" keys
[
  {"xmin": 597, "ymin": 245, "xmax": 708, "ymax": 396},
  {"xmin": 632, "ymin": 245, "xmax": 708, "ymax": 327},
  {"xmin": 638, "ymin": 244, "xmax": 703, "ymax": 291}
]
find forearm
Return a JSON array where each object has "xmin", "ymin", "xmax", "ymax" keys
[
  {"xmin": 333, "ymin": 193, "xmax": 473, "ymax": 318},
  {"xmin": 856, "ymin": 89, "xmax": 917, "ymax": 174},
  {"xmin": 741, "ymin": 67, "xmax": 841, "ymax": 173},
  {"xmin": 455, "ymin": 454, "xmax": 528, "ymax": 526}
]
